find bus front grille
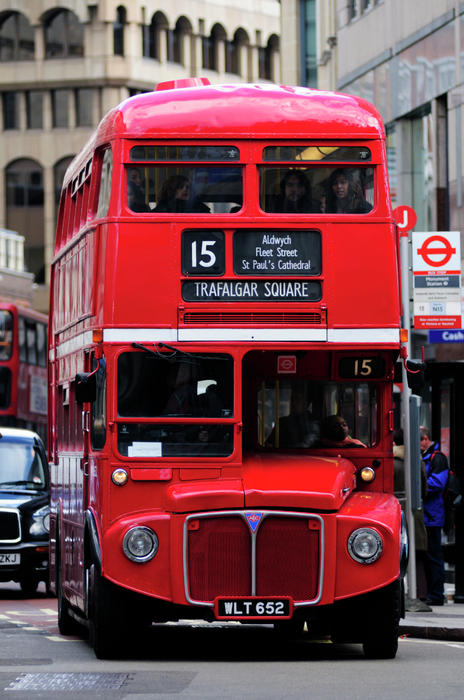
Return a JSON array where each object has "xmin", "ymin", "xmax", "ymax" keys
[
  {"xmin": 186, "ymin": 513, "xmax": 321, "ymax": 604},
  {"xmin": 0, "ymin": 509, "xmax": 21, "ymax": 543}
]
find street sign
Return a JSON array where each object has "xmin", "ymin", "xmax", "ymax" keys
[
  {"xmin": 393, "ymin": 205, "xmax": 417, "ymax": 234},
  {"xmin": 429, "ymin": 329, "xmax": 464, "ymax": 343},
  {"xmin": 412, "ymin": 231, "xmax": 462, "ymax": 329}
]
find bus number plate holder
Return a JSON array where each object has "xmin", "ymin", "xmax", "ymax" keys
[{"xmin": 215, "ymin": 597, "xmax": 292, "ymax": 620}]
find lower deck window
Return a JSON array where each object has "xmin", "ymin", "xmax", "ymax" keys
[
  {"xmin": 259, "ymin": 379, "xmax": 377, "ymax": 449},
  {"xmin": 117, "ymin": 351, "xmax": 233, "ymax": 458}
]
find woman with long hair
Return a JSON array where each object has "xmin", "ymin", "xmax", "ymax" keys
[{"xmin": 326, "ymin": 168, "xmax": 372, "ymax": 214}]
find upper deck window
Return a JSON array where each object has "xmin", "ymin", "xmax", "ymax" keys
[
  {"xmin": 0, "ymin": 311, "xmax": 13, "ymax": 360},
  {"xmin": 263, "ymin": 145, "xmax": 371, "ymax": 162},
  {"xmin": 126, "ymin": 166, "xmax": 243, "ymax": 214},
  {"xmin": 130, "ymin": 145, "xmax": 240, "ymax": 161},
  {"xmin": 260, "ymin": 166, "xmax": 374, "ymax": 214}
]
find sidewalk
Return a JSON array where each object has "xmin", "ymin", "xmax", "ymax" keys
[{"xmin": 399, "ymin": 585, "xmax": 464, "ymax": 641}]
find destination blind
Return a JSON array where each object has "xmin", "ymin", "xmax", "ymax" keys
[
  {"xmin": 234, "ymin": 230, "xmax": 321, "ymax": 275},
  {"xmin": 182, "ymin": 279, "xmax": 322, "ymax": 302}
]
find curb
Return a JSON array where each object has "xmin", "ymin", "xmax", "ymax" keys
[{"xmin": 399, "ymin": 625, "xmax": 464, "ymax": 642}]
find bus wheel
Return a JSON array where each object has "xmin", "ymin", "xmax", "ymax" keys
[
  {"xmin": 362, "ymin": 579, "xmax": 401, "ymax": 659},
  {"xmin": 88, "ymin": 562, "xmax": 120, "ymax": 659},
  {"xmin": 57, "ymin": 556, "xmax": 81, "ymax": 635}
]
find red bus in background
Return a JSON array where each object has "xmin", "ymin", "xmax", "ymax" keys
[
  {"xmin": 0, "ymin": 303, "xmax": 47, "ymax": 440},
  {"xmin": 49, "ymin": 79, "xmax": 406, "ymax": 659}
]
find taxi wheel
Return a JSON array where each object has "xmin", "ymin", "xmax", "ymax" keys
[
  {"xmin": 19, "ymin": 576, "xmax": 39, "ymax": 594},
  {"xmin": 56, "ymin": 533, "xmax": 81, "ymax": 636}
]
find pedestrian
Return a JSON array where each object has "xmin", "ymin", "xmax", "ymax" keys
[
  {"xmin": 393, "ymin": 429, "xmax": 430, "ymax": 611},
  {"xmin": 420, "ymin": 426, "xmax": 449, "ymax": 606}
]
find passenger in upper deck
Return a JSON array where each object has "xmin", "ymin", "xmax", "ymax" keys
[
  {"xmin": 325, "ymin": 168, "xmax": 372, "ymax": 214},
  {"xmin": 153, "ymin": 174, "xmax": 210, "ymax": 213},
  {"xmin": 318, "ymin": 415, "xmax": 367, "ymax": 448},
  {"xmin": 127, "ymin": 168, "xmax": 151, "ymax": 212},
  {"xmin": 269, "ymin": 170, "xmax": 320, "ymax": 214}
]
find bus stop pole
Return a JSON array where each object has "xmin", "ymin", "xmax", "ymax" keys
[{"xmin": 400, "ymin": 229, "xmax": 417, "ymax": 600}]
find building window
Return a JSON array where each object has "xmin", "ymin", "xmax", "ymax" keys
[
  {"xmin": 44, "ymin": 8, "xmax": 84, "ymax": 58},
  {"xmin": 113, "ymin": 5, "xmax": 126, "ymax": 56},
  {"xmin": 0, "ymin": 11, "xmax": 35, "ymax": 61},
  {"xmin": 361, "ymin": 0, "xmax": 372, "ymax": 11},
  {"xmin": 52, "ymin": 89, "xmax": 69, "ymax": 127},
  {"xmin": 2, "ymin": 91, "xmax": 18, "ymax": 129},
  {"xmin": 348, "ymin": 1, "xmax": 358, "ymax": 21},
  {"xmin": 143, "ymin": 12, "xmax": 168, "ymax": 60},
  {"xmin": 301, "ymin": 0, "xmax": 317, "ymax": 87},
  {"xmin": 26, "ymin": 91, "xmax": 43, "ymax": 129},
  {"xmin": 5, "ymin": 159, "xmax": 45, "ymax": 282},
  {"xmin": 75, "ymin": 88, "xmax": 93, "ymax": 127}
]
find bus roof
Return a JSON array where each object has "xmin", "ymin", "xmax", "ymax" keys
[{"xmin": 66, "ymin": 83, "xmax": 385, "ymax": 184}]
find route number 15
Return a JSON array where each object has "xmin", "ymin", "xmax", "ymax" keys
[{"xmin": 182, "ymin": 231, "xmax": 225, "ymax": 275}]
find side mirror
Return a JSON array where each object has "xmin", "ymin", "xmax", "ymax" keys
[
  {"xmin": 75, "ymin": 372, "xmax": 96, "ymax": 404},
  {"xmin": 406, "ymin": 360, "xmax": 425, "ymax": 396}
]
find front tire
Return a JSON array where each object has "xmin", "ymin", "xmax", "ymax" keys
[
  {"xmin": 362, "ymin": 579, "xmax": 401, "ymax": 659},
  {"xmin": 88, "ymin": 562, "xmax": 121, "ymax": 659}
]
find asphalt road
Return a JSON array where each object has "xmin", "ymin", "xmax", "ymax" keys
[{"xmin": 1, "ymin": 582, "xmax": 464, "ymax": 700}]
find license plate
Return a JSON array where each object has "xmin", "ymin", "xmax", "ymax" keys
[
  {"xmin": 0, "ymin": 553, "xmax": 20, "ymax": 565},
  {"xmin": 215, "ymin": 597, "xmax": 292, "ymax": 620}
]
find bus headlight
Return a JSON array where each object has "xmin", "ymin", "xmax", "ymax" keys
[
  {"xmin": 29, "ymin": 505, "xmax": 50, "ymax": 536},
  {"xmin": 347, "ymin": 528, "xmax": 383, "ymax": 564},
  {"xmin": 122, "ymin": 526, "xmax": 158, "ymax": 563}
]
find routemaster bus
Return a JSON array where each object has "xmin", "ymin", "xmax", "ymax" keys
[
  {"xmin": 0, "ymin": 302, "xmax": 48, "ymax": 439},
  {"xmin": 49, "ymin": 78, "xmax": 407, "ymax": 659}
]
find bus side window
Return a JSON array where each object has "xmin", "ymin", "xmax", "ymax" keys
[
  {"xmin": 91, "ymin": 356, "xmax": 107, "ymax": 450},
  {"xmin": 96, "ymin": 148, "xmax": 113, "ymax": 218},
  {"xmin": 18, "ymin": 317, "xmax": 27, "ymax": 362}
]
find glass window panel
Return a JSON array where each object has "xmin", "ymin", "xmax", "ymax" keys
[
  {"xmin": 76, "ymin": 87, "xmax": 93, "ymax": 126},
  {"xmin": 26, "ymin": 322, "xmax": 37, "ymax": 364},
  {"xmin": 117, "ymin": 423, "xmax": 233, "ymax": 457},
  {"xmin": 26, "ymin": 91, "xmax": 43, "ymax": 129},
  {"xmin": 17, "ymin": 14, "xmax": 34, "ymax": 59},
  {"xmin": 2, "ymin": 92, "xmax": 18, "ymax": 129},
  {"xmin": 130, "ymin": 145, "xmax": 240, "ymax": 161},
  {"xmin": 259, "ymin": 166, "xmax": 374, "ymax": 214},
  {"xmin": 126, "ymin": 165, "xmax": 243, "ymax": 214},
  {"xmin": 259, "ymin": 379, "xmax": 377, "ymax": 449},
  {"xmin": 18, "ymin": 317, "xmax": 26, "ymax": 361},
  {"xmin": 52, "ymin": 89, "xmax": 69, "ymax": 127},
  {"xmin": 117, "ymin": 352, "xmax": 233, "ymax": 418},
  {"xmin": 0, "ymin": 14, "xmax": 16, "ymax": 60},
  {"xmin": 36, "ymin": 323, "xmax": 47, "ymax": 367},
  {"xmin": 97, "ymin": 148, "xmax": 113, "ymax": 217},
  {"xmin": 0, "ymin": 311, "xmax": 14, "ymax": 361},
  {"xmin": 263, "ymin": 145, "xmax": 371, "ymax": 162},
  {"xmin": 117, "ymin": 352, "xmax": 233, "ymax": 458}
]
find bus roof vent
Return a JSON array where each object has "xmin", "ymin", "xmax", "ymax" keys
[{"xmin": 155, "ymin": 77, "xmax": 211, "ymax": 91}]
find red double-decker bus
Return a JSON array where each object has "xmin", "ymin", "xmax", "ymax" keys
[
  {"xmin": 0, "ymin": 302, "xmax": 47, "ymax": 439},
  {"xmin": 49, "ymin": 79, "xmax": 406, "ymax": 659}
]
